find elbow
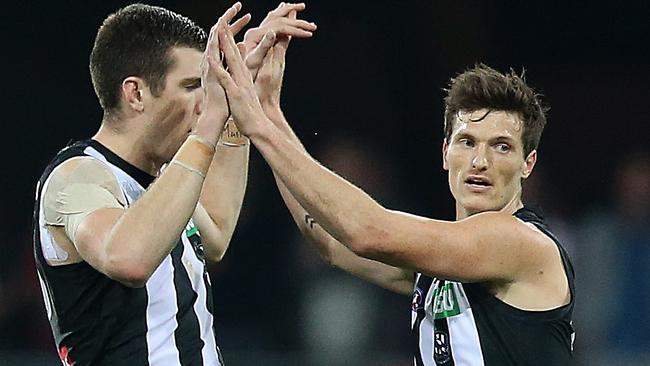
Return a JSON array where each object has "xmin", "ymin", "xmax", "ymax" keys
[
  {"xmin": 109, "ymin": 269, "xmax": 149, "ymax": 288},
  {"xmin": 345, "ymin": 206, "xmax": 391, "ymax": 259},
  {"xmin": 347, "ymin": 237, "xmax": 377, "ymax": 259},
  {"xmin": 346, "ymin": 226, "xmax": 387, "ymax": 260},
  {"xmin": 202, "ymin": 235, "xmax": 230, "ymax": 263},
  {"xmin": 204, "ymin": 246, "xmax": 227, "ymax": 263},
  {"xmin": 104, "ymin": 256, "xmax": 152, "ymax": 288}
]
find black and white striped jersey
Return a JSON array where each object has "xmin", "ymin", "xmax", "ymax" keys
[
  {"xmin": 33, "ymin": 140, "xmax": 224, "ymax": 366},
  {"xmin": 411, "ymin": 206, "xmax": 575, "ymax": 366}
]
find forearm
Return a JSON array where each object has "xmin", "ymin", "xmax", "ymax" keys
[
  {"xmin": 250, "ymin": 117, "xmax": 387, "ymax": 256},
  {"xmin": 104, "ymin": 136, "xmax": 215, "ymax": 283},
  {"xmin": 198, "ymin": 141, "xmax": 250, "ymax": 261},
  {"xmin": 274, "ymin": 171, "xmax": 412, "ymax": 295}
]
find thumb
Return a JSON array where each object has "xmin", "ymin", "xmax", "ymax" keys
[
  {"xmin": 246, "ymin": 30, "xmax": 277, "ymax": 78},
  {"xmin": 236, "ymin": 42, "xmax": 247, "ymax": 59}
]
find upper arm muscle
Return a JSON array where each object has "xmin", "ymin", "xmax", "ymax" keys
[{"xmin": 366, "ymin": 210, "xmax": 550, "ymax": 283}]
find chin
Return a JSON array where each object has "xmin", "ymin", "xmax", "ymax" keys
[{"xmin": 460, "ymin": 197, "xmax": 503, "ymax": 216}]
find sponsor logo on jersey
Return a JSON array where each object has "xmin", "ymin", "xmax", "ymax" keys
[
  {"xmin": 185, "ymin": 221, "xmax": 199, "ymax": 238},
  {"xmin": 432, "ymin": 282, "xmax": 461, "ymax": 319},
  {"xmin": 433, "ymin": 330, "xmax": 452, "ymax": 364},
  {"xmin": 412, "ymin": 287, "xmax": 424, "ymax": 312}
]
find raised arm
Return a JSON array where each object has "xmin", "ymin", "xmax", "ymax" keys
[
  {"xmin": 250, "ymin": 29, "xmax": 412, "ymax": 295},
  {"xmin": 212, "ymin": 27, "xmax": 561, "ymax": 285},
  {"xmin": 194, "ymin": 2, "xmax": 317, "ymax": 262},
  {"xmin": 67, "ymin": 5, "xmax": 248, "ymax": 287}
]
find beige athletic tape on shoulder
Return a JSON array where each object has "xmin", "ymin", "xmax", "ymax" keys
[
  {"xmin": 43, "ymin": 157, "xmax": 126, "ymax": 243},
  {"xmin": 58, "ymin": 183, "xmax": 125, "ymax": 242}
]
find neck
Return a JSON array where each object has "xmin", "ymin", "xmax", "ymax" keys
[
  {"xmin": 93, "ymin": 120, "xmax": 160, "ymax": 176},
  {"xmin": 455, "ymin": 195, "xmax": 524, "ymax": 220}
]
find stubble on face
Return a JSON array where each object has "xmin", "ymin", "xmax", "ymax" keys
[{"xmin": 150, "ymin": 98, "xmax": 190, "ymax": 163}]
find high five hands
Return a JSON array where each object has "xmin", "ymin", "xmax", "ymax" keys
[{"xmin": 202, "ymin": 2, "xmax": 316, "ymax": 138}]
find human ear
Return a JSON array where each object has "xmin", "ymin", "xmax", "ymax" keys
[
  {"xmin": 522, "ymin": 150, "xmax": 537, "ymax": 178},
  {"xmin": 121, "ymin": 77, "xmax": 146, "ymax": 112}
]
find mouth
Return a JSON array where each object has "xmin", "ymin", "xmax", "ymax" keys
[{"xmin": 464, "ymin": 175, "xmax": 493, "ymax": 192}]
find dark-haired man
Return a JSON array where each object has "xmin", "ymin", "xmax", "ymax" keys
[
  {"xmin": 212, "ymin": 24, "xmax": 576, "ymax": 365},
  {"xmin": 33, "ymin": 2, "xmax": 316, "ymax": 365}
]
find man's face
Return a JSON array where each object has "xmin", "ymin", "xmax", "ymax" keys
[
  {"xmin": 146, "ymin": 47, "xmax": 205, "ymax": 163},
  {"xmin": 443, "ymin": 109, "xmax": 536, "ymax": 218}
]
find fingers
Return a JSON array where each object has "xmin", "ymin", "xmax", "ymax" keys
[
  {"xmin": 208, "ymin": 1, "xmax": 242, "ymax": 61},
  {"xmin": 269, "ymin": 3, "xmax": 306, "ymax": 18},
  {"xmin": 229, "ymin": 13, "xmax": 252, "ymax": 36},
  {"xmin": 280, "ymin": 20, "xmax": 316, "ymax": 39},
  {"xmin": 245, "ymin": 19, "xmax": 315, "ymax": 46},
  {"xmin": 236, "ymin": 42, "xmax": 247, "ymax": 59},
  {"xmin": 218, "ymin": 28, "xmax": 250, "ymax": 85},
  {"xmin": 216, "ymin": 2, "xmax": 242, "ymax": 29},
  {"xmin": 212, "ymin": 55, "xmax": 238, "ymax": 97},
  {"xmin": 207, "ymin": 24, "xmax": 221, "ymax": 60},
  {"xmin": 246, "ymin": 31, "xmax": 277, "ymax": 77},
  {"xmin": 276, "ymin": 9, "xmax": 297, "ymax": 52},
  {"xmin": 259, "ymin": 44, "xmax": 275, "ymax": 77}
]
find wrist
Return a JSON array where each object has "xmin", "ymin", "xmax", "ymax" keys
[
  {"xmin": 218, "ymin": 118, "xmax": 250, "ymax": 147},
  {"xmin": 247, "ymin": 116, "xmax": 276, "ymax": 144},
  {"xmin": 262, "ymin": 103, "xmax": 284, "ymax": 122},
  {"xmin": 261, "ymin": 99, "xmax": 281, "ymax": 114},
  {"xmin": 193, "ymin": 113, "xmax": 228, "ymax": 146},
  {"xmin": 170, "ymin": 135, "xmax": 216, "ymax": 178}
]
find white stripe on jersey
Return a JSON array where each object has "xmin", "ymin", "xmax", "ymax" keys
[
  {"xmin": 180, "ymin": 234, "xmax": 219, "ymax": 366},
  {"xmin": 146, "ymin": 255, "xmax": 181, "ymax": 364},
  {"xmin": 415, "ymin": 276, "xmax": 485, "ymax": 366},
  {"xmin": 447, "ymin": 285, "xmax": 484, "ymax": 365}
]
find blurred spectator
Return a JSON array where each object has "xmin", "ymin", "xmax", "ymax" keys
[
  {"xmin": 576, "ymin": 150, "xmax": 650, "ymax": 365},
  {"xmin": 294, "ymin": 135, "xmax": 410, "ymax": 366}
]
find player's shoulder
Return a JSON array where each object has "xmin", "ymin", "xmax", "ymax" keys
[
  {"xmin": 49, "ymin": 156, "xmax": 115, "ymax": 182},
  {"xmin": 43, "ymin": 156, "xmax": 120, "ymax": 199},
  {"xmin": 469, "ymin": 210, "xmax": 556, "ymax": 250}
]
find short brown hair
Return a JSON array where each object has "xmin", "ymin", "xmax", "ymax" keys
[
  {"xmin": 443, "ymin": 64, "xmax": 549, "ymax": 156},
  {"xmin": 90, "ymin": 4, "xmax": 207, "ymax": 116}
]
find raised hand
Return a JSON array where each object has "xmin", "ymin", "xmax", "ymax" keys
[
  {"xmin": 213, "ymin": 27, "xmax": 271, "ymax": 138},
  {"xmin": 196, "ymin": 2, "xmax": 251, "ymax": 142},
  {"xmin": 254, "ymin": 9, "xmax": 295, "ymax": 113},
  {"xmin": 242, "ymin": 2, "xmax": 316, "ymax": 79}
]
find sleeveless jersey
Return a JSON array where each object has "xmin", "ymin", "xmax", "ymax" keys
[
  {"xmin": 411, "ymin": 206, "xmax": 575, "ymax": 366},
  {"xmin": 33, "ymin": 140, "xmax": 224, "ymax": 366}
]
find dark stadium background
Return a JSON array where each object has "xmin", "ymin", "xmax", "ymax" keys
[{"xmin": 2, "ymin": 1, "xmax": 648, "ymax": 365}]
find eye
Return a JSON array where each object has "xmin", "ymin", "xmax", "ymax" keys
[
  {"xmin": 458, "ymin": 138, "xmax": 474, "ymax": 148},
  {"xmin": 185, "ymin": 83, "xmax": 202, "ymax": 91},
  {"xmin": 184, "ymin": 80, "xmax": 202, "ymax": 91},
  {"xmin": 495, "ymin": 143, "xmax": 511, "ymax": 153}
]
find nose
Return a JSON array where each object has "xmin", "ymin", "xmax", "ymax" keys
[{"xmin": 472, "ymin": 144, "xmax": 489, "ymax": 171}]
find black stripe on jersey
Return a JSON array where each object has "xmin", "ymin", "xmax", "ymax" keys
[
  {"xmin": 413, "ymin": 275, "xmax": 434, "ymax": 366},
  {"xmin": 433, "ymin": 281, "xmax": 455, "ymax": 366},
  {"xmin": 171, "ymin": 241, "xmax": 205, "ymax": 366}
]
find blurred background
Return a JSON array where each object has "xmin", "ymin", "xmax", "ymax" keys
[{"xmin": 2, "ymin": 1, "xmax": 649, "ymax": 365}]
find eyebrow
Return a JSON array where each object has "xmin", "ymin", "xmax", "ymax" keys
[
  {"xmin": 179, "ymin": 77, "xmax": 201, "ymax": 86},
  {"xmin": 490, "ymin": 136, "xmax": 517, "ymax": 144},
  {"xmin": 453, "ymin": 132, "xmax": 474, "ymax": 140},
  {"xmin": 453, "ymin": 133, "xmax": 517, "ymax": 144}
]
